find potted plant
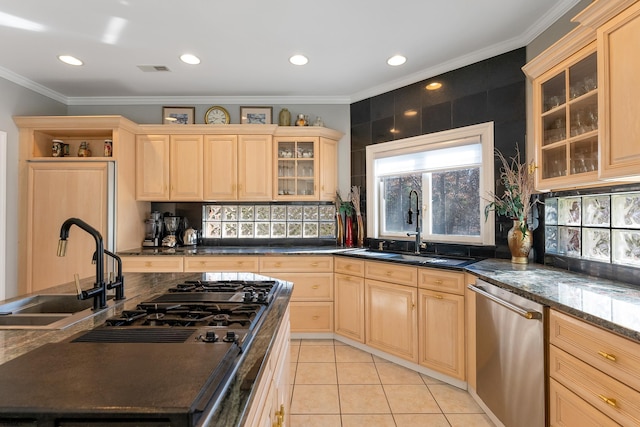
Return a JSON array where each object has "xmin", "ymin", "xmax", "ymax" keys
[{"xmin": 485, "ymin": 146, "xmax": 541, "ymax": 263}]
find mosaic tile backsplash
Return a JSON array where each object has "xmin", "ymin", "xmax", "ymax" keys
[
  {"xmin": 202, "ymin": 203, "xmax": 336, "ymax": 239},
  {"xmin": 545, "ymin": 192, "xmax": 640, "ymax": 267}
]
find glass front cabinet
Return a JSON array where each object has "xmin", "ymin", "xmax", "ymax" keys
[
  {"xmin": 274, "ymin": 137, "xmax": 319, "ymax": 200},
  {"xmin": 533, "ymin": 43, "xmax": 599, "ymax": 190}
]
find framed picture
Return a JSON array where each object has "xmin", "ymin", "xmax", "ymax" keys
[
  {"xmin": 162, "ymin": 106, "xmax": 195, "ymax": 124},
  {"xmin": 240, "ymin": 106, "xmax": 272, "ymax": 124}
]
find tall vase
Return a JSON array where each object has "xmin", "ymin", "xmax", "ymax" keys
[
  {"xmin": 507, "ymin": 219, "xmax": 532, "ymax": 264},
  {"xmin": 345, "ymin": 215, "xmax": 354, "ymax": 248},
  {"xmin": 356, "ymin": 214, "xmax": 364, "ymax": 248},
  {"xmin": 336, "ymin": 213, "xmax": 344, "ymax": 247}
]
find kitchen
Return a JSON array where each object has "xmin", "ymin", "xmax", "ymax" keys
[{"xmin": 1, "ymin": 0, "xmax": 640, "ymax": 426}]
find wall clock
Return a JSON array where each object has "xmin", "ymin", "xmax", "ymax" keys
[{"xmin": 205, "ymin": 106, "xmax": 230, "ymax": 124}]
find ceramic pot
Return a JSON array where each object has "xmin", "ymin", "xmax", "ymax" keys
[
  {"xmin": 278, "ymin": 108, "xmax": 291, "ymax": 126},
  {"xmin": 507, "ymin": 219, "xmax": 532, "ymax": 264}
]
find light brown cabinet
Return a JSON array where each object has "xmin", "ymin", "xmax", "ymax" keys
[
  {"xmin": 15, "ymin": 115, "xmax": 144, "ymax": 295},
  {"xmin": 184, "ymin": 256, "xmax": 259, "ymax": 273},
  {"xmin": 203, "ymin": 135, "xmax": 238, "ymax": 200},
  {"xmin": 549, "ymin": 309, "xmax": 640, "ymax": 426},
  {"xmin": 531, "ymin": 44, "xmax": 600, "ymax": 190},
  {"xmin": 136, "ymin": 134, "xmax": 203, "ymax": 201},
  {"xmin": 334, "ymin": 258, "xmax": 365, "ymax": 343},
  {"xmin": 260, "ymin": 256, "xmax": 334, "ymax": 333},
  {"xmin": 598, "ymin": 1, "xmax": 640, "ymax": 180},
  {"xmin": 243, "ymin": 308, "xmax": 290, "ymax": 427},
  {"xmin": 238, "ymin": 135, "xmax": 273, "ymax": 201},
  {"xmin": 524, "ymin": 0, "xmax": 640, "ymax": 190},
  {"xmin": 121, "ymin": 256, "xmax": 184, "ymax": 273},
  {"xmin": 365, "ymin": 275, "xmax": 418, "ymax": 363}
]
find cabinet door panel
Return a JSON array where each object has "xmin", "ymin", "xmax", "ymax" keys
[
  {"xmin": 238, "ymin": 135, "xmax": 272, "ymax": 200},
  {"xmin": 418, "ymin": 289, "xmax": 465, "ymax": 380},
  {"xmin": 169, "ymin": 135, "xmax": 203, "ymax": 200},
  {"xmin": 27, "ymin": 163, "xmax": 109, "ymax": 292},
  {"xmin": 599, "ymin": 1, "xmax": 640, "ymax": 180},
  {"xmin": 319, "ymin": 137, "xmax": 338, "ymax": 201},
  {"xmin": 204, "ymin": 135, "xmax": 238, "ymax": 200},
  {"xmin": 136, "ymin": 135, "xmax": 169, "ymax": 200},
  {"xmin": 335, "ymin": 273, "xmax": 365, "ymax": 343},
  {"xmin": 365, "ymin": 279, "xmax": 418, "ymax": 362}
]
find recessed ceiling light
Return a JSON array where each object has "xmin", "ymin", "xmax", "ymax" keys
[
  {"xmin": 180, "ymin": 54, "xmax": 200, "ymax": 65},
  {"xmin": 387, "ymin": 55, "xmax": 406, "ymax": 66},
  {"xmin": 289, "ymin": 55, "xmax": 308, "ymax": 65},
  {"xmin": 58, "ymin": 55, "xmax": 83, "ymax": 66},
  {"xmin": 404, "ymin": 109, "xmax": 418, "ymax": 117},
  {"xmin": 426, "ymin": 82, "xmax": 442, "ymax": 90}
]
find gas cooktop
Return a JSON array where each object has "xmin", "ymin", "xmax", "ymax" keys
[{"xmin": 0, "ymin": 275, "xmax": 285, "ymax": 427}]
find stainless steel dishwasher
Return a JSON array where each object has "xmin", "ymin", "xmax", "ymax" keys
[{"xmin": 468, "ymin": 279, "xmax": 547, "ymax": 427}]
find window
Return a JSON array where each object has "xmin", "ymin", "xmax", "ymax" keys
[{"xmin": 366, "ymin": 122, "xmax": 495, "ymax": 245}]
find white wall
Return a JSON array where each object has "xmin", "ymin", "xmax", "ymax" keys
[
  {"xmin": 0, "ymin": 78, "xmax": 66, "ymax": 298},
  {"xmin": 0, "ymin": 131, "xmax": 6, "ymax": 300}
]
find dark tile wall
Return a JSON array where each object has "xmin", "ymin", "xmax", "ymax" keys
[{"xmin": 350, "ymin": 48, "xmax": 527, "ymax": 259}]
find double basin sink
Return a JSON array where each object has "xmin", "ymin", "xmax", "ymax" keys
[
  {"xmin": 0, "ymin": 294, "xmax": 124, "ymax": 329},
  {"xmin": 347, "ymin": 249, "xmax": 478, "ymax": 267}
]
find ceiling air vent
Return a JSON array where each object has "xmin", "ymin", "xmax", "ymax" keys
[{"xmin": 137, "ymin": 65, "xmax": 171, "ymax": 72}]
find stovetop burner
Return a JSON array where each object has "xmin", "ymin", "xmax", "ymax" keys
[
  {"xmin": 169, "ymin": 279, "xmax": 276, "ymax": 293},
  {"xmin": 164, "ymin": 279, "xmax": 277, "ymax": 305},
  {"xmin": 105, "ymin": 302, "xmax": 265, "ymax": 328}
]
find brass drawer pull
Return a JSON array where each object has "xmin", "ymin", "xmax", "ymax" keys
[
  {"xmin": 597, "ymin": 351, "xmax": 617, "ymax": 362},
  {"xmin": 435, "ymin": 279, "xmax": 443, "ymax": 285},
  {"xmin": 597, "ymin": 394, "xmax": 617, "ymax": 407},
  {"xmin": 312, "ymin": 285, "xmax": 319, "ymax": 289},
  {"xmin": 312, "ymin": 315, "xmax": 320, "ymax": 320},
  {"xmin": 434, "ymin": 294, "xmax": 443, "ymax": 299}
]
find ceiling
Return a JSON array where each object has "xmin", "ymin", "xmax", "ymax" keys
[{"xmin": 0, "ymin": 0, "xmax": 582, "ymax": 105}]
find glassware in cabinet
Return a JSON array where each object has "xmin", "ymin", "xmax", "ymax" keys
[{"xmin": 275, "ymin": 138, "xmax": 318, "ymax": 198}]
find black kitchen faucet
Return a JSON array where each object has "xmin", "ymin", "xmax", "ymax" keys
[
  {"xmin": 57, "ymin": 217, "xmax": 109, "ymax": 310},
  {"xmin": 406, "ymin": 190, "xmax": 422, "ymax": 254}
]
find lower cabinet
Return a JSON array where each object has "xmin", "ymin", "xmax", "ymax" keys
[
  {"xmin": 183, "ymin": 256, "xmax": 260, "ymax": 272},
  {"xmin": 334, "ymin": 257, "xmax": 365, "ymax": 343},
  {"xmin": 260, "ymin": 256, "xmax": 334, "ymax": 333},
  {"xmin": 365, "ymin": 278, "xmax": 418, "ymax": 363},
  {"xmin": 244, "ymin": 308, "xmax": 290, "ymax": 427},
  {"xmin": 549, "ymin": 309, "xmax": 640, "ymax": 426},
  {"xmin": 121, "ymin": 256, "xmax": 184, "ymax": 272},
  {"xmin": 418, "ymin": 289, "xmax": 465, "ymax": 380}
]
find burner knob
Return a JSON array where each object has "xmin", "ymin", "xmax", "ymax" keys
[
  {"xmin": 223, "ymin": 331, "xmax": 238, "ymax": 343},
  {"xmin": 204, "ymin": 331, "xmax": 219, "ymax": 343},
  {"xmin": 257, "ymin": 291, "xmax": 267, "ymax": 302},
  {"xmin": 243, "ymin": 291, "xmax": 254, "ymax": 302}
]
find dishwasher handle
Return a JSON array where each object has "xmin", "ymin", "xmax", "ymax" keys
[{"xmin": 468, "ymin": 284, "xmax": 542, "ymax": 320}]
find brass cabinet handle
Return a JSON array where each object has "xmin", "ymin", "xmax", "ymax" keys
[
  {"xmin": 597, "ymin": 394, "xmax": 617, "ymax": 407},
  {"xmin": 434, "ymin": 279, "xmax": 443, "ymax": 285},
  {"xmin": 312, "ymin": 315, "xmax": 320, "ymax": 320},
  {"xmin": 597, "ymin": 351, "xmax": 617, "ymax": 362},
  {"xmin": 312, "ymin": 285, "xmax": 319, "ymax": 289},
  {"xmin": 311, "ymin": 262, "xmax": 319, "ymax": 267},
  {"xmin": 434, "ymin": 294, "xmax": 444, "ymax": 299},
  {"xmin": 275, "ymin": 404, "xmax": 285, "ymax": 426}
]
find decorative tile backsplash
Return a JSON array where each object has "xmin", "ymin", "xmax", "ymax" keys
[
  {"xmin": 545, "ymin": 191, "xmax": 640, "ymax": 267},
  {"xmin": 202, "ymin": 203, "xmax": 336, "ymax": 239}
]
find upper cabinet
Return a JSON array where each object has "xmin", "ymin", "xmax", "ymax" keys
[
  {"xmin": 523, "ymin": 0, "xmax": 640, "ymax": 191},
  {"xmin": 273, "ymin": 127, "xmax": 341, "ymax": 201},
  {"xmin": 238, "ymin": 134, "xmax": 273, "ymax": 201},
  {"xmin": 532, "ymin": 44, "xmax": 599, "ymax": 190},
  {"xmin": 598, "ymin": 1, "xmax": 640, "ymax": 180}
]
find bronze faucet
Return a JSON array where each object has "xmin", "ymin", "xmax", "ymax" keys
[{"xmin": 406, "ymin": 190, "xmax": 422, "ymax": 254}]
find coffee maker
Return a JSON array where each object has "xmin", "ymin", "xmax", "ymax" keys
[{"xmin": 142, "ymin": 211, "xmax": 163, "ymax": 247}]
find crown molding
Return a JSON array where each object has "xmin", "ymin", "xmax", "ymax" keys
[
  {"xmin": 0, "ymin": 66, "xmax": 67, "ymax": 104},
  {"xmin": 65, "ymin": 95, "xmax": 352, "ymax": 106}
]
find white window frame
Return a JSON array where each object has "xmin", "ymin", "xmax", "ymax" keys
[{"xmin": 365, "ymin": 122, "xmax": 495, "ymax": 246}]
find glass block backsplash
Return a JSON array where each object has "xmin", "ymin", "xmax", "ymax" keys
[
  {"xmin": 202, "ymin": 203, "xmax": 336, "ymax": 239},
  {"xmin": 545, "ymin": 192, "xmax": 640, "ymax": 267}
]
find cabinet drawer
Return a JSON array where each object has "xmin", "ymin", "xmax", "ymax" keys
[
  {"xmin": 550, "ymin": 310, "xmax": 640, "ymax": 392},
  {"xmin": 334, "ymin": 257, "xmax": 365, "ymax": 277},
  {"xmin": 121, "ymin": 256, "xmax": 183, "ymax": 272},
  {"xmin": 272, "ymin": 273, "xmax": 333, "ymax": 301},
  {"xmin": 289, "ymin": 302, "xmax": 333, "ymax": 332},
  {"xmin": 364, "ymin": 261, "xmax": 417, "ymax": 287},
  {"xmin": 260, "ymin": 256, "xmax": 333, "ymax": 273},
  {"xmin": 418, "ymin": 267, "xmax": 465, "ymax": 295},
  {"xmin": 550, "ymin": 378, "xmax": 621, "ymax": 427},
  {"xmin": 550, "ymin": 345, "xmax": 640, "ymax": 426},
  {"xmin": 183, "ymin": 256, "xmax": 259, "ymax": 272}
]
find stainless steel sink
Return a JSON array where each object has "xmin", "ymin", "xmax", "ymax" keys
[
  {"xmin": 0, "ymin": 294, "xmax": 124, "ymax": 329},
  {"xmin": 348, "ymin": 249, "xmax": 478, "ymax": 267}
]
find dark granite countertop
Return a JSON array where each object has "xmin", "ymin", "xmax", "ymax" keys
[
  {"xmin": 466, "ymin": 259, "xmax": 640, "ymax": 343},
  {"xmin": 119, "ymin": 245, "xmax": 349, "ymax": 256},
  {"xmin": 0, "ymin": 272, "xmax": 292, "ymax": 427},
  {"xmin": 117, "ymin": 246, "xmax": 640, "ymax": 343}
]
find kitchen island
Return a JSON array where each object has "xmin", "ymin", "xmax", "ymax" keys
[{"xmin": 0, "ymin": 272, "xmax": 292, "ymax": 426}]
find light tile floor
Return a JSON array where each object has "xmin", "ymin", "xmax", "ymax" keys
[{"xmin": 289, "ymin": 339, "xmax": 495, "ymax": 427}]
